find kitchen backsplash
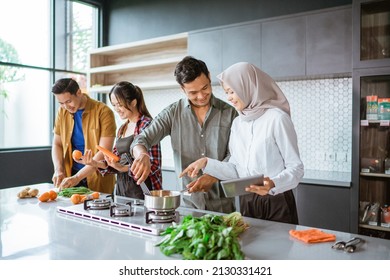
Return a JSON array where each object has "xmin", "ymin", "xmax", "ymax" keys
[{"xmin": 140, "ymin": 77, "xmax": 352, "ymax": 173}]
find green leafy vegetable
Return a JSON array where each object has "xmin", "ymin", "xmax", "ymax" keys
[
  {"xmin": 156, "ymin": 212, "xmax": 249, "ymax": 260},
  {"xmin": 57, "ymin": 187, "xmax": 92, "ymax": 198}
]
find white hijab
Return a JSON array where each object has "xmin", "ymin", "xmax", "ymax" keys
[{"xmin": 217, "ymin": 62, "xmax": 290, "ymax": 121}]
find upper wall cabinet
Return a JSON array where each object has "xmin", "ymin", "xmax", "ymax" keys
[
  {"xmin": 306, "ymin": 7, "xmax": 352, "ymax": 76},
  {"xmin": 222, "ymin": 23, "xmax": 262, "ymax": 72},
  {"xmin": 188, "ymin": 29, "xmax": 223, "ymax": 84},
  {"xmin": 87, "ymin": 33, "xmax": 188, "ymax": 93},
  {"xmin": 261, "ymin": 17, "xmax": 306, "ymax": 78},
  {"xmin": 189, "ymin": 23, "xmax": 262, "ymax": 83},
  {"xmin": 353, "ymin": 0, "xmax": 390, "ymax": 69},
  {"xmin": 188, "ymin": 6, "xmax": 352, "ymax": 80}
]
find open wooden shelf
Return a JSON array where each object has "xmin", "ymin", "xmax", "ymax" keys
[
  {"xmin": 359, "ymin": 223, "xmax": 390, "ymax": 232},
  {"xmin": 360, "ymin": 172, "xmax": 390, "ymax": 178},
  {"xmin": 87, "ymin": 33, "xmax": 188, "ymax": 92}
]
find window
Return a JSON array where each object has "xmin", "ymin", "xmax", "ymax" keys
[
  {"xmin": 67, "ymin": 1, "xmax": 98, "ymax": 73},
  {"xmin": 0, "ymin": 0, "xmax": 51, "ymax": 68},
  {"xmin": 0, "ymin": 0, "xmax": 100, "ymax": 149},
  {"xmin": 0, "ymin": 68, "xmax": 51, "ymax": 148}
]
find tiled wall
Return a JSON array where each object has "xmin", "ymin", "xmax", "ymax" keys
[
  {"xmin": 142, "ymin": 77, "xmax": 353, "ymax": 172},
  {"xmin": 279, "ymin": 77, "xmax": 353, "ymax": 172}
]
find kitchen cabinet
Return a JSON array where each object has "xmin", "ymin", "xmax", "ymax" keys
[
  {"xmin": 353, "ymin": 67, "xmax": 390, "ymax": 239},
  {"xmin": 188, "ymin": 23, "xmax": 262, "ymax": 83},
  {"xmin": 353, "ymin": 0, "xmax": 390, "ymax": 69},
  {"xmin": 189, "ymin": 6, "xmax": 352, "ymax": 80},
  {"xmin": 306, "ymin": 7, "xmax": 352, "ymax": 75},
  {"xmin": 352, "ymin": 0, "xmax": 390, "ymax": 240},
  {"xmin": 295, "ymin": 183, "xmax": 351, "ymax": 232},
  {"xmin": 222, "ymin": 22, "xmax": 262, "ymax": 71},
  {"xmin": 261, "ymin": 16, "xmax": 306, "ymax": 78},
  {"xmin": 188, "ymin": 29, "xmax": 222, "ymax": 83},
  {"xmin": 87, "ymin": 33, "xmax": 188, "ymax": 93}
]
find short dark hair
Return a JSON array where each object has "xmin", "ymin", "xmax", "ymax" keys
[
  {"xmin": 52, "ymin": 78, "xmax": 80, "ymax": 95},
  {"xmin": 174, "ymin": 56, "xmax": 210, "ymax": 86}
]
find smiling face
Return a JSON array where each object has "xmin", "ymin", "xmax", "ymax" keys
[
  {"xmin": 181, "ymin": 73, "xmax": 212, "ymax": 108},
  {"xmin": 110, "ymin": 94, "xmax": 137, "ymax": 121},
  {"xmin": 222, "ymin": 83, "xmax": 245, "ymax": 112},
  {"xmin": 55, "ymin": 90, "xmax": 85, "ymax": 113}
]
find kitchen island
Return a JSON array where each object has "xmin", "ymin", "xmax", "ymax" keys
[{"xmin": 1, "ymin": 183, "xmax": 389, "ymax": 260}]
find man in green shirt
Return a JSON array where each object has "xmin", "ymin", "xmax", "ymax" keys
[{"xmin": 130, "ymin": 56, "xmax": 238, "ymax": 213}]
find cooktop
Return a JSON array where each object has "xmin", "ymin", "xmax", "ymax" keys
[{"xmin": 56, "ymin": 195, "xmax": 204, "ymax": 236}]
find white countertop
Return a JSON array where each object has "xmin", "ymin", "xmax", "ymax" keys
[{"xmin": 1, "ymin": 183, "xmax": 389, "ymax": 260}]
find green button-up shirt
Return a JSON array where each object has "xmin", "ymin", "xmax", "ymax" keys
[{"xmin": 131, "ymin": 94, "xmax": 238, "ymax": 213}]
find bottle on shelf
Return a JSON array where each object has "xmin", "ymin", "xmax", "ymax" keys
[
  {"xmin": 384, "ymin": 157, "xmax": 390, "ymax": 175},
  {"xmin": 378, "ymin": 98, "xmax": 390, "ymax": 120},
  {"xmin": 382, "ymin": 205, "xmax": 390, "ymax": 224}
]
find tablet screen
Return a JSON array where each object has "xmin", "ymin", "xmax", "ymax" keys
[{"xmin": 221, "ymin": 174, "xmax": 264, "ymax": 197}]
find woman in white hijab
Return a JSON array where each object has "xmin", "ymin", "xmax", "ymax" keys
[{"xmin": 180, "ymin": 62, "xmax": 304, "ymax": 224}]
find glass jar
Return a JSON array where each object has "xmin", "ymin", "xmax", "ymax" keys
[
  {"xmin": 366, "ymin": 95, "xmax": 378, "ymax": 120},
  {"xmin": 385, "ymin": 158, "xmax": 390, "ymax": 174}
]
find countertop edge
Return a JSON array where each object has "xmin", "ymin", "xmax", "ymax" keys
[
  {"xmin": 300, "ymin": 177, "xmax": 351, "ymax": 187},
  {"xmin": 301, "ymin": 169, "xmax": 351, "ymax": 187}
]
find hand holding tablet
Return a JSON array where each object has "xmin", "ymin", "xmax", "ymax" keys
[{"xmin": 221, "ymin": 174, "xmax": 264, "ymax": 197}]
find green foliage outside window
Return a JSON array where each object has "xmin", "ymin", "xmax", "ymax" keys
[
  {"xmin": 0, "ymin": 38, "xmax": 25, "ymax": 99},
  {"xmin": 72, "ymin": 20, "xmax": 92, "ymax": 72}
]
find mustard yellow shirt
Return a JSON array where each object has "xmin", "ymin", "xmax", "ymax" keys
[{"xmin": 53, "ymin": 94, "xmax": 117, "ymax": 193}]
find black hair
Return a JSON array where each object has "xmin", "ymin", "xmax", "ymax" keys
[
  {"xmin": 174, "ymin": 56, "xmax": 210, "ymax": 86},
  {"xmin": 108, "ymin": 81, "xmax": 152, "ymax": 119},
  {"xmin": 51, "ymin": 78, "xmax": 80, "ymax": 95}
]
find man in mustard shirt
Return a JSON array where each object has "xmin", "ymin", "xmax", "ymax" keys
[{"xmin": 51, "ymin": 78, "xmax": 116, "ymax": 194}]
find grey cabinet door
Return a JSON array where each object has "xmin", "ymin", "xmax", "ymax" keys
[
  {"xmin": 295, "ymin": 183, "xmax": 351, "ymax": 232},
  {"xmin": 222, "ymin": 22, "xmax": 261, "ymax": 70},
  {"xmin": 188, "ymin": 29, "xmax": 222, "ymax": 84},
  {"xmin": 261, "ymin": 17, "xmax": 306, "ymax": 78},
  {"xmin": 306, "ymin": 8, "xmax": 352, "ymax": 75}
]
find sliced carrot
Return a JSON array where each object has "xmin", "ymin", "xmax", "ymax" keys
[{"xmin": 96, "ymin": 145, "xmax": 120, "ymax": 162}]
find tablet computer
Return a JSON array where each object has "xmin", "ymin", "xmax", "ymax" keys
[{"xmin": 220, "ymin": 174, "xmax": 264, "ymax": 197}]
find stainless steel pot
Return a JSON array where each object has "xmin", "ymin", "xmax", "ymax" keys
[{"xmin": 144, "ymin": 190, "xmax": 181, "ymax": 211}]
